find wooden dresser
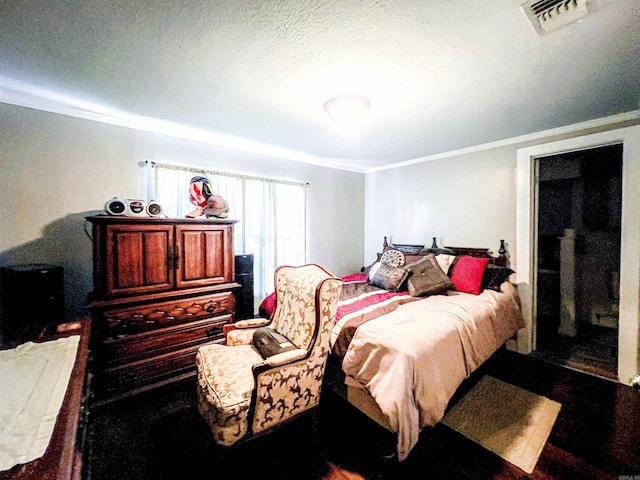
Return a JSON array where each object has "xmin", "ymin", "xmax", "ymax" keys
[{"xmin": 86, "ymin": 216, "xmax": 240, "ymax": 401}]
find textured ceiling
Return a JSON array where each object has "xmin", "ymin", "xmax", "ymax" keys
[{"xmin": 1, "ymin": 0, "xmax": 639, "ymax": 171}]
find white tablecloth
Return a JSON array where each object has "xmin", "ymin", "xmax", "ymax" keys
[{"xmin": 0, "ymin": 335, "xmax": 80, "ymax": 471}]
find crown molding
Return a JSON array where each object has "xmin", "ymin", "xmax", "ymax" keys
[
  {"xmin": 364, "ymin": 110, "xmax": 640, "ymax": 173},
  {"xmin": 0, "ymin": 80, "xmax": 365, "ymax": 173}
]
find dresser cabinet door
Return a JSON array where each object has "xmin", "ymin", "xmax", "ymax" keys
[
  {"xmin": 175, "ymin": 224, "xmax": 234, "ymax": 288},
  {"xmin": 105, "ymin": 224, "xmax": 174, "ymax": 297}
]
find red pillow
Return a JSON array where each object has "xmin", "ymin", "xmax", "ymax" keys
[
  {"xmin": 450, "ymin": 256, "xmax": 490, "ymax": 295},
  {"xmin": 258, "ymin": 292, "xmax": 277, "ymax": 318}
]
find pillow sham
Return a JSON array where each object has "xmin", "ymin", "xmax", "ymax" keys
[
  {"xmin": 404, "ymin": 254, "xmax": 426, "ymax": 265},
  {"xmin": 368, "ymin": 262, "xmax": 410, "ymax": 292},
  {"xmin": 361, "ymin": 253, "xmax": 383, "ymax": 275},
  {"xmin": 449, "ymin": 256, "xmax": 490, "ymax": 295},
  {"xmin": 253, "ymin": 327, "xmax": 297, "ymax": 359},
  {"xmin": 405, "ymin": 256, "xmax": 454, "ymax": 297},
  {"xmin": 362, "ymin": 251, "xmax": 421, "ymax": 274},
  {"xmin": 482, "ymin": 265, "xmax": 515, "ymax": 291},
  {"xmin": 434, "ymin": 254, "xmax": 457, "ymax": 275}
]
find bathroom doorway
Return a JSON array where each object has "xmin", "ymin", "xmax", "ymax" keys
[{"xmin": 534, "ymin": 144, "xmax": 622, "ymax": 379}]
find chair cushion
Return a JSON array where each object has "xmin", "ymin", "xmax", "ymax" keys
[{"xmin": 196, "ymin": 344, "xmax": 263, "ymax": 446}]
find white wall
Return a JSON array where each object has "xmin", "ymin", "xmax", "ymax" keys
[
  {"xmin": 0, "ymin": 103, "xmax": 364, "ymax": 321},
  {"xmin": 363, "ymin": 117, "xmax": 640, "ymax": 264},
  {"xmin": 364, "ymin": 146, "xmax": 517, "ymax": 262}
]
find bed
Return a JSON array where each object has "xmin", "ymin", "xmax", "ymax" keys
[{"xmin": 322, "ymin": 239, "xmax": 525, "ymax": 461}]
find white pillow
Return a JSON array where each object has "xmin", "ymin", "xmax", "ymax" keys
[
  {"xmin": 368, "ymin": 261, "xmax": 382, "ymax": 281},
  {"xmin": 435, "ymin": 254, "xmax": 456, "ymax": 274}
]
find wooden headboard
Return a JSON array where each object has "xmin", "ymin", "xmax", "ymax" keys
[{"xmin": 383, "ymin": 237, "xmax": 507, "ymax": 267}]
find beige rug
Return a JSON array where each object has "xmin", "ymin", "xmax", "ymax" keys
[{"xmin": 441, "ymin": 375, "xmax": 561, "ymax": 474}]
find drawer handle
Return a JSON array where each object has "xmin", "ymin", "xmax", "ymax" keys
[
  {"xmin": 204, "ymin": 327, "xmax": 223, "ymax": 337},
  {"xmin": 206, "ymin": 303, "xmax": 218, "ymax": 313}
]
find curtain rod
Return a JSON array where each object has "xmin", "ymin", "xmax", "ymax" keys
[{"xmin": 146, "ymin": 160, "xmax": 310, "ymax": 187}]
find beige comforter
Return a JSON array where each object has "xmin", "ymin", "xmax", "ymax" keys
[{"xmin": 341, "ymin": 281, "xmax": 524, "ymax": 460}]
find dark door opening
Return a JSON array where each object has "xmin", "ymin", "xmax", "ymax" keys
[{"xmin": 534, "ymin": 144, "xmax": 622, "ymax": 379}]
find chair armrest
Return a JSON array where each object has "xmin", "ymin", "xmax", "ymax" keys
[
  {"xmin": 226, "ymin": 327, "xmax": 259, "ymax": 346},
  {"xmin": 264, "ymin": 348, "xmax": 307, "ymax": 367},
  {"xmin": 222, "ymin": 323, "xmax": 236, "ymax": 336},
  {"xmin": 235, "ymin": 318, "xmax": 271, "ymax": 329},
  {"xmin": 251, "ymin": 353, "xmax": 323, "ymax": 435},
  {"xmin": 224, "ymin": 318, "xmax": 271, "ymax": 345}
]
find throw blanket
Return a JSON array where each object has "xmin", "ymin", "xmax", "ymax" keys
[
  {"xmin": 341, "ymin": 282, "xmax": 524, "ymax": 461},
  {"xmin": 0, "ymin": 335, "xmax": 80, "ymax": 471},
  {"xmin": 331, "ymin": 274, "xmax": 419, "ymax": 357}
]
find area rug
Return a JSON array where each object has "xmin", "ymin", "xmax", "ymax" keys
[{"xmin": 441, "ymin": 375, "xmax": 561, "ymax": 474}]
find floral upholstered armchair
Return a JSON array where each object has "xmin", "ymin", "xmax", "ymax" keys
[{"xmin": 196, "ymin": 263, "xmax": 342, "ymax": 447}]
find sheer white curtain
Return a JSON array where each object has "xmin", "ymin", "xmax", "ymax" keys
[
  {"xmin": 243, "ymin": 180, "xmax": 306, "ymax": 300},
  {"xmin": 153, "ymin": 163, "xmax": 306, "ymax": 307}
]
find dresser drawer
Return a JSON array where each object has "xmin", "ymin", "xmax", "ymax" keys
[
  {"xmin": 101, "ymin": 343, "xmax": 215, "ymax": 397},
  {"xmin": 101, "ymin": 315, "xmax": 231, "ymax": 367},
  {"xmin": 101, "ymin": 291, "xmax": 235, "ymax": 337}
]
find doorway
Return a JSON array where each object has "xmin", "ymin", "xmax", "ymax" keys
[
  {"xmin": 515, "ymin": 124, "xmax": 640, "ymax": 386},
  {"xmin": 533, "ymin": 145, "xmax": 622, "ymax": 379}
]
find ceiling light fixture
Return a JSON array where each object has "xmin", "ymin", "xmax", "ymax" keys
[{"xmin": 323, "ymin": 95, "xmax": 370, "ymax": 126}]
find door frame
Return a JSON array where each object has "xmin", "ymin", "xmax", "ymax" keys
[{"xmin": 516, "ymin": 125, "xmax": 640, "ymax": 385}]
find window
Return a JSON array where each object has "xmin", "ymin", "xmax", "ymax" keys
[{"xmin": 153, "ymin": 163, "xmax": 307, "ymax": 306}]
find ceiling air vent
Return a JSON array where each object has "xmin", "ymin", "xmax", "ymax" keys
[{"xmin": 522, "ymin": 0, "xmax": 589, "ymax": 34}]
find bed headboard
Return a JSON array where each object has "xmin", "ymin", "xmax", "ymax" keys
[{"xmin": 383, "ymin": 237, "xmax": 507, "ymax": 266}]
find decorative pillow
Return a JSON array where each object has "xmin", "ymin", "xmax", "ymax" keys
[
  {"xmin": 368, "ymin": 262, "xmax": 410, "ymax": 292},
  {"xmin": 404, "ymin": 254, "xmax": 425, "ymax": 265},
  {"xmin": 482, "ymin": 265, "xmax": 515, "ymax": 291},
  {"xmin": 253, "ymin": 327, "xmax": 297, "ymax": 359},
  {"xmin": 405, "ymin": 256, "xmax": 454, "ymax": 297},
  {"xmin": 380, "ymin": 249, "xmax": 406, "ymax": 268},
  {"xmin": 434, "ymin": 254, "xmax": 457, "ymax": 275},
  {"xmin": 449, "ymin": 256, "xmax": 490, "ymax": 295},
  {"xmin": 361, "ymin": 253, "xmax": 383, "ymax": 275},
  {"xmin": 258, "ymin": 292, "xmax": 276, "ymax": 318}
]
